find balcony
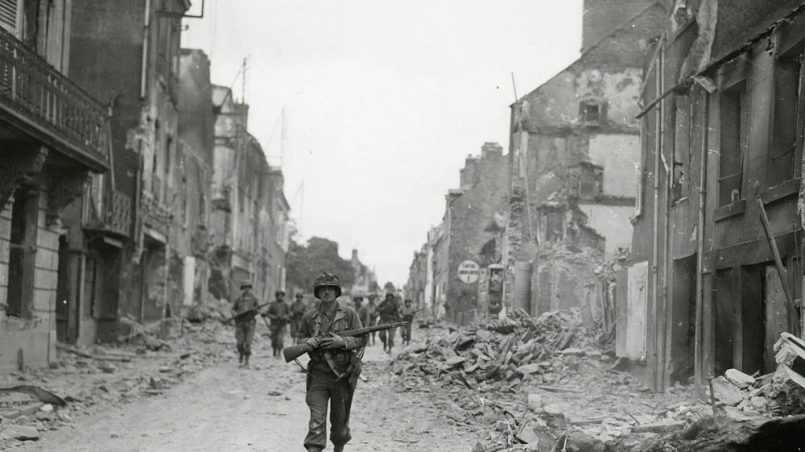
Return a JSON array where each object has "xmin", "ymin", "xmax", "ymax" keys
[{"xmin": 0, "ymin": 27, "xmax": 109, "ymax": 171}]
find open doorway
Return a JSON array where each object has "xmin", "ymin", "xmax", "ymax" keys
[{"xmin": 56, "ymin": 235, "xmax": 78, "ymax": 343}]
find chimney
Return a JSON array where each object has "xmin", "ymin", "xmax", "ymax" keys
[
  {"xmin": 481, "ymin": 142, "xmax": 503, "ymax": 159},
  {"xmin": 351, "ymin": 249, "xmax": 359, "ymax": 263},
  {"xmin": 582, "ymin": 0, "xmax": 654, "ymax": 51},
  {"xmin": 460, "ymin": 155, "xmax": 480, "ymax": 189}
]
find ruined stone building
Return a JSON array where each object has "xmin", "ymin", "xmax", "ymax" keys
[
  {"xmin": 414, "ymin": 143, "xmax": 509, "ymax": 326},
  {"xmin": 503, "ymin": 0, "xmax": 665, "ymax": 319},
  {"xmin": 626, "ymin": 0, "xmax": 805, "ymax": 392},
  {"xmin": 0, "ymin": 0, "xmax": 111, "ymax": 369},
  {"xmin": 67, "ymin": 0, "xmax": 196, "ymax": 342},
  {"xmin": 347, "ymin": 249, "xmax": 378, "ymax": 300},
  {"xmin": 208, "ymin": 85, "xmax": 290, "ymax": 304}
]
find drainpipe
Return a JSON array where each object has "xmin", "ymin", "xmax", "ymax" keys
[
  {"xmin": 650, "ymin": 38, "xmax": 665, "ymax": 392},
  {"xmin": 140, "ymin": 0, "xmax": 151, "ymax": 99},
  {"xmin": 694, "ymin": 91, "xmax": 710, "ymax": 396},
  {"xmin": 661, "ymin": 43, "xmax": 672, "ymax": 390}
]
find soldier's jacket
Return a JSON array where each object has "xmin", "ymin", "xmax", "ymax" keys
[
  {"xmin": 401, "ymin": 304, "xmax": 417, "ymax": 321},
  {"xmin": 267, "ymin": 301, "xmax": 290, "ymax": 326},
  {"xmin": 290, "ymin": 300, "xmax": 307, "ymax": 320},
  {"xmin": 232, "ymin": 292, "xmax": 260, "ymax": 324},
  {"xmin": 377, "ymin": 298, "xmax": 400, "ymax": 323},
  {"xmin": 358, "ymin": 304, "xmax": 375, "ymax": 327},
  {"xmin": 297, "ymin": 302, "xmax": 366, "ymax": 376}
]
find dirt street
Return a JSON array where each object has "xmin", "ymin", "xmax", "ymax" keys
[{"xmin": 11, "ymin": 341, "xmax": 481, "ymax": 452}]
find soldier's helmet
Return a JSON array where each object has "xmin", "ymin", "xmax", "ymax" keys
[{"xmin": 314, "ymin": 272, "xmax": 342, "ymax": 299}]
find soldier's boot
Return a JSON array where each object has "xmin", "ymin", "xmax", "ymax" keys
[
  {"xmin": 238, "ymin": 353, "xmax": 244, "ymax": 368},
  {"xmin": 244, "ymin": 355, "xmax": 250, "ymax": 369}
]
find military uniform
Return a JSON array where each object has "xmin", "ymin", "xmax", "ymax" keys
[
  {"xmin": 400, "ymin": 301, "xmax": 417, "ymax": 345},
  {"xmin": 290, "ymin": 295, "xmax": 307, "ymax": 338},
  {"xmin": 297, "ymin": 273, "xmax": 367, "ymax": 452},
  {"xmin": 377, "ymin": 295, "xmax": 401, "ymax": 353},
  {"xmin": 266, "ymin": 296, "xmax": 291, "ymax": 357},
  {"xmin": 358, "ymin": 301, "xmax": 377, "ymax": 345},
  {"xmin": 232, "ymin": 287, "xmax": 260, "ymax": 367}
]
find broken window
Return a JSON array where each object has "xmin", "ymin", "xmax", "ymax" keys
[
  {"xmin": 673, "ymin": 94, "xmax": 691, "ymax": 201},
  {"xmin": 6, "ymin": 188, "xmax": 37, "ymax": 318},
  {"xmin": 768, "ymin": 51, "xmax": 804, "ymax": 186},
  {"xmin": 580, "ymin": 101, "xmax": 606, "ymax": 126},
  {"xmin": 718, "ymin": 82, "xmax": 747, "ymax": 206}
]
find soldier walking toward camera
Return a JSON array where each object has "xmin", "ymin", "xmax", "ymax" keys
[
  {"xmin": 290, "ymin": 292, "xmax": 307, "ymax": 339},
  {"xmin": 296, "ymin": 272, "xmax": 367, "ymax": 452},
  {"xmin": 400, "ymin": 299, "xmax": 416, "ymax": 346},
  {"xmin": 232, "ymin": 283, "xmax": 260, "ymax": 368},
  {"xmin": 265, "ymin": 290, "xmax": 291, "ymax": 357},
  {"xmin": 377, "ymin": 293, "xmax": 401, "ymax": 354},
  {"xmin": 357, "ymin": 298, "xmax": 376, "ymax": 345}
]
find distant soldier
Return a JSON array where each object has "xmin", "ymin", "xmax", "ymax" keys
[
  {"xmin": 358, "ymin": 298, "xmax": 376, "ymax": 345},
  {"xmin": 377, "ymin": 293, "xmax": 401, "ymax": 354},
  {"xmin": 232, "ymin": 283, "xmax": 260, "ymax": 368},
  {"xmin": 265, "ymin": 290, "xmax": 291, "ymax": 357},
  {"xmin": 353, "ymin": 296, "xmax": 363, "ymax": 317},
  {"xmin": 400, "ymin": 299, "xmax": 417, "ymax": 346},
  {"xmin": 297, "ymin": 272, "xmax": 367, "ymax": 452},
  {"xmin": 290, "ymin": 292, "xmax": 307, "ymax": 339}
]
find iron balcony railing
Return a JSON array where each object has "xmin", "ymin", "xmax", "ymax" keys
[{"xmin": 0, "ymin": 26, "xmax": 109, "ymax": 168}]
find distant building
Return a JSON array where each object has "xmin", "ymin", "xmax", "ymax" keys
[
  {"xmin": 208, "ymin": 85, "xmax": 290, "ymax": 304},
  {"xmin": 408, "ymin": 143, "xmax": 508, "ymax": 326}
]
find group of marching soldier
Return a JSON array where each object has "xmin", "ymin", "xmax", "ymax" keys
[{"xmin": 228, "ymin": 272, "xmax": 418, "ymax": 452}]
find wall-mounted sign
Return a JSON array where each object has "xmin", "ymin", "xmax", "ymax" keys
[{"xmin": 457, "ymin": 260, "xmax": 480, "ymax": 284}]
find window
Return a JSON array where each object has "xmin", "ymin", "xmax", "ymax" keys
[
  {"xmin": 673, "ymin": 95, "xmax": 692, "ymax": 201},
  {"xmin": 718, "ymin": 82, "xmax": 747, "ymax": 206},
  {"xmin": 581, "ymin": 101, "xmax": 605, "ymax": 126},
  {"xmin": 0, "ymin": 0, "xmax": 18, "ymax": 34},
  {"xmin": 6, "ymin": 188, "xmax": 37, "ymax": 318},
  {"xmin": 768, "ymin": 51, "xmax": 804, "ymax": 185}
]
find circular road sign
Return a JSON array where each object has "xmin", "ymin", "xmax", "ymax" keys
[{"xmin": 457, "ymin": 260, "xmax": 480, "ymax": 284}]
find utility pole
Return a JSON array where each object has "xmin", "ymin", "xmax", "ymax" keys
[{"xmin": 281, "ymin": 107, "xmax": 287, "ymax": 166}]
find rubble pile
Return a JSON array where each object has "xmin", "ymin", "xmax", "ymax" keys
[
  {"xmin": 0, "ymin": 319, "xmax": 248, "ymax": 447},
  {"xmin": 392, "ymin": 310, "xmax": 714, "ymax": 451}
]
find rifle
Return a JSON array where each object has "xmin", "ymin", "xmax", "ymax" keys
[
  {"xmin": 220, "ymin": 301, "xmax": 272, "ymax": 324},
  {"xmin": 282, "ymin": 321, "xmax": 408, "ymax": 363}
]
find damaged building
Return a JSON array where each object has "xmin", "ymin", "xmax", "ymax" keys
[
  {"xmin": 626, "ymin": 0, "xmax": 805, "ymax": 392},
  {"xmin": 0, "ymin": 0, "xmax": 110, "ymax": 369},
  {"xmin": 503, "ymin": 0, "xmax": 665, "ymax": 320},
  {"xmin": 68, "ymin": 0, "xmax": 198, "ymax": 341},
  {"xmin": 208, "ymin": 85, "xmax": 290, "ymax": 304},
  {"xmin": 431, "ymin": 143, "xmax": 509, "ymax": 326}
]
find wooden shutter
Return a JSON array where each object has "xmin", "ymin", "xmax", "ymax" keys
[{"xmin": 0, "ymin": 0, "xmax": 17, "ymax": 34}]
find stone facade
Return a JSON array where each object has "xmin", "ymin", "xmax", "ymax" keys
[
  {"xmin": 0, "ymin": 0, "xmax": 110, "ymax": 369},
  {"xmin": 502, "ymin": 0, "xmax": 665, "ymax": 316},
  {"xmin": 208, "ymin": 85, "xmax": 290, "ymax": 305}
]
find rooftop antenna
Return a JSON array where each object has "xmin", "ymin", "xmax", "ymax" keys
[{"xmin": 281, "ymin": 107, "xmax": 288, "ymax": 166}]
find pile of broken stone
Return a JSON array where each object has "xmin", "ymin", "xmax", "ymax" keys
[
  {"xmin": 391, "ymin": 312, "xmax": 805, "ymax": 452},
  {"xmin": 0, "ymin": 320, "xmax": 237, "ymax": 446}
]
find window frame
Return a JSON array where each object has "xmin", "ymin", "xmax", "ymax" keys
[{"xmin": 716, "ymin": 77, "xmax": 748, "ymax": 208}]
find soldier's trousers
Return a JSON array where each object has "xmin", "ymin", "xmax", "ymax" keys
[
  {"xmin": 235, "ymin": 320, "xmax": 256, "ymax": 356},
  {"xmin": 380, "ymin": 326, "xmax": 397, "ymax": 348},
  {"xmin": 290, "ymin": 319, "xmax": 302, "ymax": 339},
  {"xmin": 304, "ymin": 370, "xmax": 354, "ymax": 450},
  {"xmin": 401, "ymin": 322, "xmax": 412, "ymax": 343},
  {"xmin": 271, "ymin": 324, "xmax": 286, "ymax": 352}
]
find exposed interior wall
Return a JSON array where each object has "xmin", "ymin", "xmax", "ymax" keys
[
  {"xmin": 578, "ymin": 203, "xmax": 634, "ymax": 256},
  {"xmin": 588, "ymin": 134, "xmax": 640, "ymax": 198}
]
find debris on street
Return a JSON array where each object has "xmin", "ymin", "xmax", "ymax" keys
[{"xmin": 391, "ymin": 310, "xmax": 805, "ymax": 451}]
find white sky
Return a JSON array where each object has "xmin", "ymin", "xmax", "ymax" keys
[{"xmin": 183, "ymin": 0, "xmax": 583, "ymax": 286}]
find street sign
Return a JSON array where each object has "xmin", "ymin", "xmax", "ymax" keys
[{"xmin": 457, "ymin": 260, "xmax": 480, "ymax": 284}]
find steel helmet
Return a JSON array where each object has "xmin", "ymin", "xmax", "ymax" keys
[{"xmin": 314, "ymin": 272, "xmax": 342, "ymax": 298}]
